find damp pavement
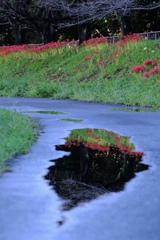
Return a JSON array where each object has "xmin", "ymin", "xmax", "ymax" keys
[{"xmin": 0, "ymin": 97, "xmax": 160, "ymax": 240}]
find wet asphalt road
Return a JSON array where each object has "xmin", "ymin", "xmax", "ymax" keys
[{"xmin": 0, "ymin": 97, "xmax": 160, "ymax": 240}]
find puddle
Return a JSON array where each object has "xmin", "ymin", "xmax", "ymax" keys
[{"xmin": 45, "ymin": 128, "xmax": 149, "ymax": 211}]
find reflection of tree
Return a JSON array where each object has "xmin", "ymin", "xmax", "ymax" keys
[
  {"xmin": 55, "ymin": 143, "xmax": 144, "ymax": 184},
  {"xmin": 45, "ymin": 131, "xmax": 149, "ymax": 210}
]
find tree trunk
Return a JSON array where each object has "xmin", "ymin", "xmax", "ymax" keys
[
  {"xmin": 121, "ymin": 15, "xmax": 133, "ymax": 38},
  {"xmin": 78, "ymin": 23, "xmax": 91, "ymax": 45},
  {"xmin": 11, "ymin": 21, "xmax": 22, "ymax": 45},
  {"xmin": 41, "ymin": 22, "xmax": 55, "ymax": 44}
]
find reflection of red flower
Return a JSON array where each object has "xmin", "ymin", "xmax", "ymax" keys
[
  {"xmin": 85, "ymin": 129, "xmax": 94, "ymax": 136},
  {"xmin": 115, "ymin": 136, "xmax": 120, "ymax": 142}
]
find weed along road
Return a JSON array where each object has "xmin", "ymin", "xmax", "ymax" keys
[{"xmin": 0, "ymin": 97, "xmax": 160, "ymax": 240}]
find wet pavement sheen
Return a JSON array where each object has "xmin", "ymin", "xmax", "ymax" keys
[{"xmin": 0, "ymin": 97, "xmax": 160, "ymax": 240}]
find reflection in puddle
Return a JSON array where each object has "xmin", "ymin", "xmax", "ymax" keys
[
  {"xmin": 23, "ymin": 110, "xmax": 65, "ymax": 115},
  {"xmin": 45, "ymin": 128, "xmax": 149, "ymax": 210},
  {"xmin": 110, "ymin": 107, "xmax": 157, "ymax": 112},
  {"xmin": 60, "ymin": 118, "xmax": 83, "ymax": 123}
]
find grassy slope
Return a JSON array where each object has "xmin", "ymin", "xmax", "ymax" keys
[
  {"xmin": 0, "ymin": 109, "xmax": 38, "ymax": 172},
  {"xmin": 0, "ymin": 39, "xmax": 160, "ymax": 107}
]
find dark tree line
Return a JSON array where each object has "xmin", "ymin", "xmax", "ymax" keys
[{"xmin": 0, "ymin": 0, "xmax": 160, "ymax": 45}]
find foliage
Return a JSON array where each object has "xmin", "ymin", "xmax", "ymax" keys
[{"xmin": 0, "ymin": 1, "xmax": 160, "ymax": 44}]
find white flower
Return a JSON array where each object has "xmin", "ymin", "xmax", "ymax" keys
[
  {"xmin": 144, "ymin": 47, "xmax": 147, "ymax": 50},
  {"xmin": 151, "ymin": 50, "xmax": 155, "ymax": 53}
]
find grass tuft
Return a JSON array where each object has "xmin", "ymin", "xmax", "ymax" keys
[{"xmin": 0, "ymin": 108, "xmax": 39, "ymax": 173}]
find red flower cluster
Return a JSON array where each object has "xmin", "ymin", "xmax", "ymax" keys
[
  {"xmin": 142, "ymin": 66, "xmax": 160, "ymax": 78},
  {"xmin": 113, "ymin": 50, "xmax": 119, "ymax": 57},
  {"xmin": 144, "ymin": 58, "xmax": 158, "ymax": 66},
  {"xmin": 0, "ymin": 44, "xmax": 29, "ymax": 55},
  {"xmin": 116, "ymin": 33, "xmax": 143, "ymax": 47},
  {"xmin": 123, "ymin": 33, "xmax": 143, "ymax": 42},
  {"xmin": 132, "ymin": 58, "xmax": 160, "ymax": 78},
  {"xmin": 96, "ymin": 60, "xmax": 105, "ymax": 66},
  {"xmin": 116, "ymin": 40, "xmax": 124, "ymax": 47},
  {"xmin": 84, "ymin": 53, "xmax": 92, "ymax": 60},
  {"xmin": 0, "ymin": 40, "xmax": 77, "ymax": 56},
  {"xmin": 82, "ymin": 37, "xmax": 107, "ymax": 46},
  {"xmin": 93, "ymin": 49, "xmax": 99, "ymax": 54},
  {"xmin": 144, "ymin": 59, "xmax": 153, "ymax": 65},
  {"xmin": 65, "ymin": 140, "xmax": 144, "ymax": 159},
  {"xmin": 85, "ymin": 129, "xmax": 94, "ymax": 137},
  {"xmin": 132, "ymin": 64, "xmax": 144, "ymax": 73}
]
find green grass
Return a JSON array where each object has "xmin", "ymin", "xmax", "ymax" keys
[
  {"xmin": 0, "ymin": 108, "xmax": 38, "ymax": 173},
  {"xmin": 0, "ymin": 38, "xmax": 159, "ymax": 107}
]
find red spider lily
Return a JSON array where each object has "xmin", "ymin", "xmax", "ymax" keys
[
  {"xmin": 142, "ymin": 71, "xmax": 152, "ymax": 78},
  {"xmin": 113, "ymin": 50, "xmax": 119, "ymax": 57},
  {"xmin": 132, "ymin": 64, "xmax": 144, "ymax": 73},
  {"xmin": 106, "ymin": 56, "xmax": 114, "ymax": 61},
  {"xmin": 0, "ymin": 40, "xmax": 75, "ymax": 56},
  {"xmin": 0, "ymin": 44, "xmax": 29, "ymax": 55},
  {"xmin": 82, "ymin": 37, "xmax": 107, "ymax": 46},
  {"xmin": 116, "ymin": 40, "xmax": 124, "ymax": 47},
  {"xmin": 115, "ymin": 136, "xmax": 121, "ymax": 142},
  {"xmin": 75, "ymin": 67, "xmax": 81, "ymax": 72},
  {"xmin": 84, "ymin": 142, "xmax": 109, "ymax": 152},
  {"xmin": 130, "ymin": 151, "xmax": 144, "ymax": 157},
  {"xmin": 152, "ymin": 58, "xmax": 158, "ymax": 65},
  {"xmin": 123, "ymin": 33, "xmax": 143, "ymax": 42},
  {"xmin": 103, "ymin": 72, "xmax": 107, "ymax": 78},
  {"xmin": 143, "ymin": 66, "xmax": 160, "ymax": 78},
  {"xmin": 93, "ymin": 49, "xmax": 99, "ymax": 54},
  {"xmin": 144, "ymin": 59, "xmax": 153, "ymax": 65},
  {"xmin": 84, "ymin": 53, "xmax": 92, "ymax": 60},
  {"xmin": 96, "ymin": 60, "xmax": 105, "ymax": 66},
  {"xmin": 151, "ymin": 66, "xmax": 160, "ymax": 73},
  {"xmin": 116, "ymin": 34, "xmax": 143, "ymax": 47},
  {"xmin": 133, "ymin": 58, "xmax": 160, "ymax": 78},
  {"xmin": 118, "ymin": 145, "xmax": 131, "ymax": 154},
  {"xmin": 85, "ymin": 129, "xmax": 94, "ymax": 136}
]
